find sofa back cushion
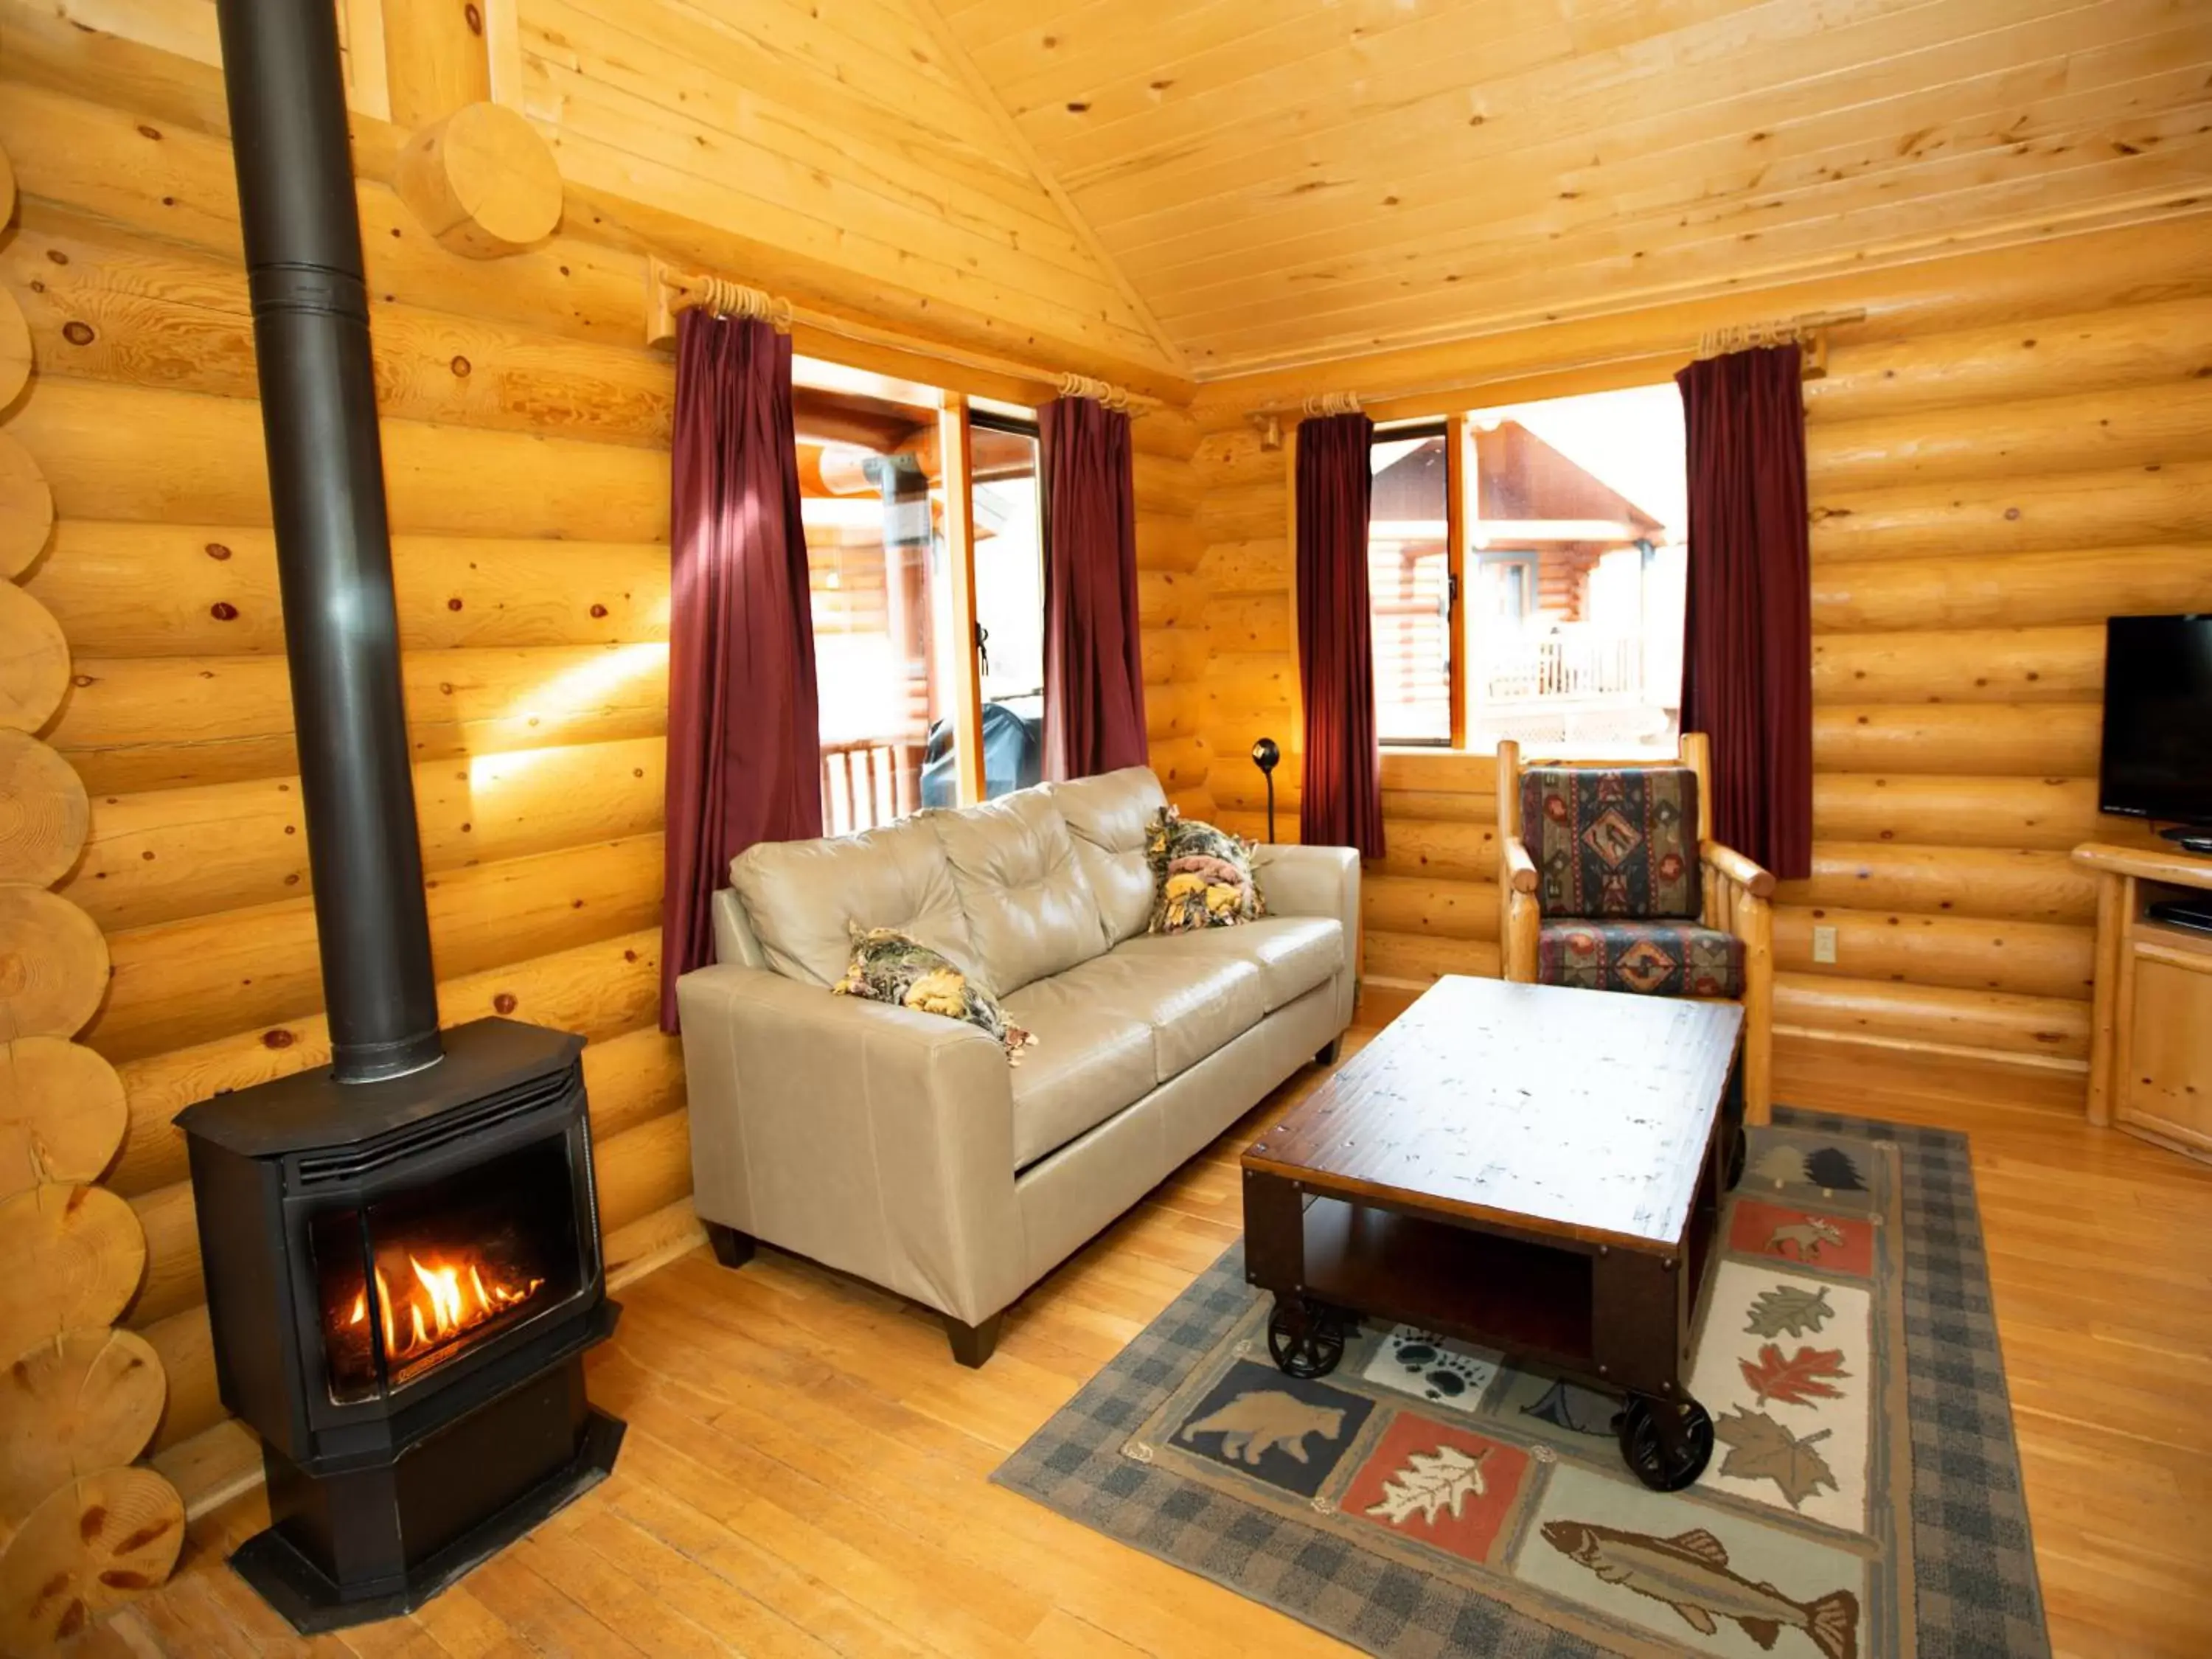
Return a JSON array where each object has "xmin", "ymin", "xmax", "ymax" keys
[
  {"xmin": 1045, "ymin": 766, "xmax": 1167, "ymax": 944},
  {"xmin": 730, "ymin": 816, "xmax": 976, "ymax": 986},
  {"xmin": 930, "ymin": 788, "xmax": 1107, "ymax": 996}
]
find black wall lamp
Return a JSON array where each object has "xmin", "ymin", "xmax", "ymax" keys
[{"xmin": 1251, "ymin": 737, "xmax": 1281, "ymax": 843}]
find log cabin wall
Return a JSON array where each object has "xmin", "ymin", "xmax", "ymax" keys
[
  {"xmin": 1191, "ymin": 212, "xmax": 2212, "ymax": 1077},
  {"xmin": 0, "ymin": 7, "xmax": 1200, "ymax": 1471}
]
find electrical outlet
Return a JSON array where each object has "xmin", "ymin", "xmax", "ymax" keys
[{"xmin": 1811, "ymin": 924, "xmax": 1838, "ymax": 964}]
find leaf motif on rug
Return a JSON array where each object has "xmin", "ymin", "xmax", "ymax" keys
[
  {"xmin": 1179, "ymin": 1391, "xmax": 1346, "ymax": 1465},
  {"xmin": 1361, "ymin": 1444, "xmax": 1489, "ymax": 1526},
  {"xmin": 1739, "ymin": 1343, "xmax": 1851, "ymax": 1408},
  {"xmin": 1714, "ymin": 1406, "xmax": 1840, "ymax": 1509},
  {"xmin": 1744, "ymin": 1283, "xmax": 1834, "ymax": 1339}
]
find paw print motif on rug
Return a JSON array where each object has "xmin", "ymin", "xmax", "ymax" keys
[{"xmin": 1360, "ymin": 1326, "xmax": 1501, "ymax": 1408}]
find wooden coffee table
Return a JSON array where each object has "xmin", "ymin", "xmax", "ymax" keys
[{"xmin": 1241, "ymin": 975, "xmax": 1745, "ymax": 1491}]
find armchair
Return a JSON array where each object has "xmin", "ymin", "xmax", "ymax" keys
[{"xmin": 1497, "ymin": 732, "xmax": 1773, "ymax": 1124}]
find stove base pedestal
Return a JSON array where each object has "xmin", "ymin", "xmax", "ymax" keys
[{"xmin": 230, "ymin": 1354, "xmax": 625, "ymax": 1633}]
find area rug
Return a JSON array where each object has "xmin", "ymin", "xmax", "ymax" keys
[{"xmin": 993, "ymin": 1111, "xmax": 2047, "ymax": 1658}]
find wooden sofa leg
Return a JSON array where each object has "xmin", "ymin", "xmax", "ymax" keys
[
  {"xmin": 947, "ymin": 1312, "xmax": 1004, "ymax": 1368},
  {"xmin": 1315, "ymin": 1037, "xmax": 1342, "ymax": 1066},
  {"xmin": 703, "ymin": 1222, "xmax": 756, "ymax": 1269}
]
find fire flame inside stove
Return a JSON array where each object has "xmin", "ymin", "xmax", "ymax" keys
[{"xmin": 347, "ymin": 1251, "xmax": 545, "ymax": 1363}]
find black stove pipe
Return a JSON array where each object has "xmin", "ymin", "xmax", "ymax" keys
[{"xmin": 215, "ymin": 0, "xmax": 442, "ymax": 1083}]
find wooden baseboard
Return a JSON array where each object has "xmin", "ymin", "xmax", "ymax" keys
[{"xmin": 1775, "ymin": 1029, "xmax": 2088, "ymax": 1122}]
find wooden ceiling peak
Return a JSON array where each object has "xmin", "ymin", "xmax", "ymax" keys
[{"xmin": 936, "ymin": 0, "xmax": 2212, "ymax": 378}]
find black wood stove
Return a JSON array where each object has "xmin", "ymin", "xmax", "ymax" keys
[
  {"xmin": 177, "ymin": 1023, "xmax": 623, "ymax": 1630},
  {"xmin": 176, "ymin": 0, "xmax": 621, "ymax": 1632}
]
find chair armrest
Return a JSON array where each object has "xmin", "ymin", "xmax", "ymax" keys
[
  {"xmin": 1501, "ymin": 837, "xmax": 1539, "ymax": 894},
  {"xmin": 1497, "ymin": 835, "xmax": 1540, "ymax": 982},
  {"xmin": 1702, "ymin": 840, "xmax": 1775, "ymax": 898},
  {"xmin": 674, "ymin": 964, "xmax": 1026, "ymax": 1325}
]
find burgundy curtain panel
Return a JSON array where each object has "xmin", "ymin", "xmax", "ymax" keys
[
  {"xmin": 1040, "ymin": 394, "xmax": 1149, "ymax": 781},
  {"xmin": 660, "ymin": 310, "xmax": 823, "ymax": 1031},
  {"xmin": 1295, "ymin": 411, "xmax": 1386, "ymax": 858},
  {"xmin": 1676, "ymin": 344, "xmax": 1813, "ymax": 880}
]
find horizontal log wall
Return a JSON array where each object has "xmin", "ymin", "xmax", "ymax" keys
[
  {"xmin": 1190, "ymin": 215, "xmax": 2212, "ymax": 1075},
  {"xmin": 1781, "ymin": 279, "xmax": 2212, "ymax": 1078},
  {"xmin": 0, "ymin": 37, "xmax": 1201, "ymax": 1460}
]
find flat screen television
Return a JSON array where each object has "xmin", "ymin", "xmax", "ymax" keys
[{"xmin": 2100, "ymin": 614, "xmax": 2212, "ymax": 827}]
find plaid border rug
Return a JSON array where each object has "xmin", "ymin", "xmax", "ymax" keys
[{"xmin": 993, "ymin": 1110, "xmax": 2047, "ymax": 1658}]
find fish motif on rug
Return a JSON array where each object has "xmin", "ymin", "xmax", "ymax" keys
[{"xmin": 1539, "ymin": 1520, "xmax": 1861, "ymax": 1658}]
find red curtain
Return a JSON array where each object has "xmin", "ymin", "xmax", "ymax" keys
[
  {"xmin": 1677, "ymin": 344, "xmax": 1812, "ymax": 880},
  {"xmin": 1040, "ymin": 395, "xmax": 1149, "ymax": 780},
  {"xmin": 660, "ymin": 310, "xmax": 822, "ymax": 1030},
  {"xmin": 1295, "ymin": 411, "xmax": 1386, "ymax": 858}
]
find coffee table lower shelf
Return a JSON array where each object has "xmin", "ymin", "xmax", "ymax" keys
[{"xmin": 1242, "ymin": 1184, "xmax": 1722, "ymax": 1492}]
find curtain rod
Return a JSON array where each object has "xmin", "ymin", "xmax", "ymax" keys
[
  {"xmin": 644, "ymin": 257, "xmax": 1161, "ymax": 417},
  {"xmin": 1240, "ymin": 305, "xmax": 1869, "ymax": 445}
]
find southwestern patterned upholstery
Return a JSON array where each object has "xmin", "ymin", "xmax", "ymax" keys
[
  {"xmin": 1537, "ymin": 919, "xmax": 1747, "ymax": 998},
  {"xmin": 1516, "ymin": 765, "xmax": 1738, "ymax": 1000},
  {"xmin": 1520, "ymin": 765, "xmax": 1700, "ymax": 919},
  {"xmin": 1499, "ymin": 734, "xmax": 1773, "ymax": 1122}
]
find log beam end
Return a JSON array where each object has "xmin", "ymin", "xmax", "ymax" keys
[{"xmin": 394, "ymin": 102, "xmax": 563, "ymax": 260}]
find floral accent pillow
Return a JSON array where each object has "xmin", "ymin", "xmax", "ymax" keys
[
  {"xmin": 1146, "ymin": 806, "xmax": 1267, "ymax": 934},
  {"xmin": 830, "ymin": 927, "xmax": 1037, "ymax": 1063}
]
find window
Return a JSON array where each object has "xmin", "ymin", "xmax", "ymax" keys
[
  {"xmin": 1361, "ymin": 383, "xmax": 1687, "ymax": 759},
  {"xmin": 794, "ymin": 368, "xmax": 1047, "ymax": 835},
  {"xmin": 1367, "ymin": 423, "xmax": 1455, "ymax": 745},
  {"xmin": 1464, "ymin": 383, "xmax": 1686, "ymax": 758},
  {"xmin": 968, "ymin": 412, "xmax": 1047, "ymax": 801}
]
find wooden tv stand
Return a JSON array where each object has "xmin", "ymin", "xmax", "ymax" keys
[{"xmin": 2075, "ymin": 842, "xmax": 2212, "ymax": 1162}]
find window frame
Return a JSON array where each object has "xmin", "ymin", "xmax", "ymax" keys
[{"xmin": 1366, "ymin": 417, "xmax": 1467, "ymax": 751}]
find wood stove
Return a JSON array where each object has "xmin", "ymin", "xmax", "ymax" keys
[
  {"xmin": 178, "ymin": 1023, "xmax": 622, "ymax": 1629},
  {"xmin": 176, "ymin": 0, "xmax": 623, "ymax": 1632}
]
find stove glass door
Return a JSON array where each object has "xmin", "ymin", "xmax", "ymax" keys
[{"xmin": 310, "ymin": 1132, "xmax": 585, "ymax": 1404}]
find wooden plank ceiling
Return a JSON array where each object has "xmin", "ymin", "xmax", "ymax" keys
[
  {"xmin": 928, "ymin": 0, "xmax": 2212, "ymax": 377},
  {"xmin": 512, "ymin": 0, "xmax": 1186, "ymax": 378}
]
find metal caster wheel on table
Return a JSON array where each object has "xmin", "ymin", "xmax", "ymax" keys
[
  {"xmin": 1617, "ymin": 1394, "xmax": 1714, "ymax": 1492},
  {"xmin": 1266, "ymin": 1297, "xmax": 1347, "ymax": 1380}
]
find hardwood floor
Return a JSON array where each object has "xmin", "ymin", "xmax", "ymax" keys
[{"xmin": 72, "ymin": 1014, "xmax": 2212, "ymax": 1658}]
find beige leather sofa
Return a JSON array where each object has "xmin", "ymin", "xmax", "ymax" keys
[{"xmin": 675, "ymin": 766, "xmax": 1359, "ymax": 1364}]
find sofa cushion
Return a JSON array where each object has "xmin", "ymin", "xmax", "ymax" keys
[
  {"xmin": 1116, "ymin": 917, "xmax": 1342, "ymax": 1013},
  {"xmin": 730, "ymin": 817, "xmax": 975, "ymax": 987},
  {"xmin": 995, "ymin": 993, "xmax": 1155, "ymax": 1170},
  {"xmin": 1020, "ymin": 947, "xmax": 1267, "ymax": 1085},
  {"xmin": 929, "ymin": 788, "xmax": 1107, "ymax": 997},
  {"xmin": 1046, "ymin": 767, "xmax": 1166, "ymax": 945}
]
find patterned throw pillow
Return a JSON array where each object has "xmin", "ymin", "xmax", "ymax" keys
[
  {"xmin": 1145, "ymin": 806, "xmax": 1266, "ymax": 934},
  {"xmin": 830, "ymin": 927, "xmax": 1037, "ymax": 1063}
]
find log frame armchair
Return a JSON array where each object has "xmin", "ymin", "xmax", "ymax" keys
[{"xmin": 1498, "ymin": 732, "xmax": 1774, "ymax": 1124}]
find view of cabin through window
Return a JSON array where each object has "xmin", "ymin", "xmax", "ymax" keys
[
  {"xmin": 795, "ymin": 367, "xmax": 1046, "ymax": 835},
  {"xmin": 968, "ymin": 417, "xmax": 1048, "ymax": 801},
  {"xmin": 1368, "ymin": 425, "xmax": 1453, "ymax": 745},
  {"xmin": 1367, "ymin": 384, "xmax": 1688, "ymax": 757}
]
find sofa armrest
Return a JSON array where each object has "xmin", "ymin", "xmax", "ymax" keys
[
  {"xmin": 674, "ymin": 964, "xmax": 1027, "ymax": 1325},
  {"xmin": 1256, "ymin": 843, "xmax": 1361, "ymax": 1030}
]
